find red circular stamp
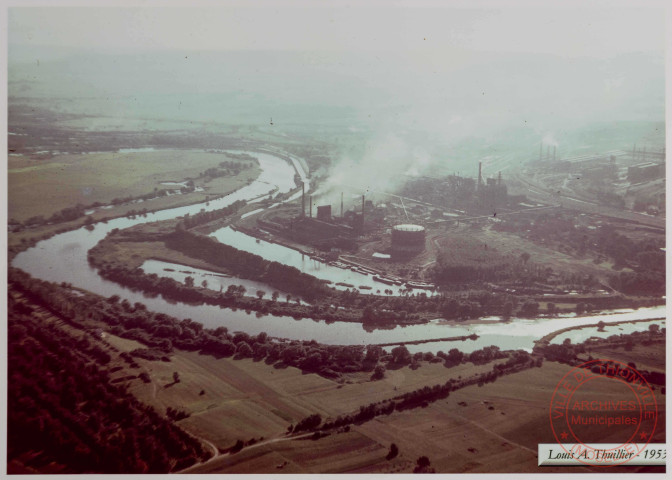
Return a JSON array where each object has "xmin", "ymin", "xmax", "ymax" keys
[{"xmin": 549, "ymin": 359, "xmax": 658, "ymax": 467}]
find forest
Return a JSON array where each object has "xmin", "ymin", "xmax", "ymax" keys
[{"xmin": 7, "ymin": 292, "xmax": 207, "ymax": 473}]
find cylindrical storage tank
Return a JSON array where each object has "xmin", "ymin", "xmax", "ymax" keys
[{"xmin": 391, "ymin": 224, "xmax": 425, "ymax": 257}]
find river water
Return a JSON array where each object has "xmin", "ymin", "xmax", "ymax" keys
[{"xmin": 12, "ymin": 149, "xmax": 667, "ymax": 353}]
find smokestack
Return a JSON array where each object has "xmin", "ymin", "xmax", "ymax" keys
[
  {"xmin": 498, "ymin": 171, "xmax": 502, "ymax": 186},
  {"xmin": 301, "ymin": 182, "xmax": 305, "ymax": 216},
  {"xmin": 539, "ymin": 143, "xmax": 543, "ymax": 161},
  {"xmin": 478, "ymin": 162, "xmax": 482, "ymax": 189},
  {"xmin": 547, "ymin": 145, "xmax": 550, "ymax": 160},
  {"xmin": 309, "ymin": 195, "xmax": 312, "ymax": 218},
  {"xmin": 553, "ymin": 146, "xmax": 556, "ymax": 162},
  {"xmin": 341, "ymin": 192, "xmax": 344, "ymax": 218}
]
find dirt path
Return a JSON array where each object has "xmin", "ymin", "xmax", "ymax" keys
[{"xmin": 179, "ymin": 432, "xmax": 313, "ymax": 473}]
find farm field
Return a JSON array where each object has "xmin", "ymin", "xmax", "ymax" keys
[
  {"xmin": 103, "ymin": 333, "xmax": 502, "ymax": 460},
  {"xmin": 123, "ymin": 345, "xmax": 662, "ymax": 474},
  {"xmin": 8, "ymin": 149, "xmax": 260, "ymax": 222},
  {"xmin": 347, "ymin": 357, "xmax": 664, "ymax": 474}
]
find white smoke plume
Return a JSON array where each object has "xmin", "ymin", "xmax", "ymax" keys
[
  {"xmin": 312, "ymin": 133, "xmax": 434, "ymax": 209},
  {"xmin": 542, "ymin": 132, "xmax": 559, "ymax": 147}
]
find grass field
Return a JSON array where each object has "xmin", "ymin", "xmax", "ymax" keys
[{"xmin": 8, "ymin": 149, "xmax": 260, "ymax": 222}]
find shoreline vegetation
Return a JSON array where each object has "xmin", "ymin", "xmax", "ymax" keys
[
  {"xmin": 85, "ymin": 199, "xmax": 664, "ymax": 330},
  {"xmin": 536, "ymin": 316, "xmax": 666, "ymax": 345}
]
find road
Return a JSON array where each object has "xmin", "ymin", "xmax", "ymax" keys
[{"xmin": 178, "ymin": 432, "xmax": 314, "ymax": 473}]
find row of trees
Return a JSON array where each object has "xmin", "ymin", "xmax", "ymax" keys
[
  {"xmin": 163, "ymin": 230, "xmax": 331, "ymax": 302},
  {"xmin": 10, "ymin": 268, "xmax": 527, "ymax": 387},
  {"xmin": 176, "ymin": 200, "xmax": 245, "ymax": 230},
  {"xmin": 287, "ymin": 349, "xmax": 540, "ymax": 434}
]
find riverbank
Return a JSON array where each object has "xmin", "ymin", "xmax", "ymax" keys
[
  {"xmin": 536, "ymin": 316, "xmax": 666, "ymax": 345},
  {"xmin": 7, "ymin": 155, "xmax": 263, "ymax": 262}
]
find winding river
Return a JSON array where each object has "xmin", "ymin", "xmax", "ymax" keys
[{"xmin": 12, "ymin": 149, "xmax": 666, "ymax": 353}]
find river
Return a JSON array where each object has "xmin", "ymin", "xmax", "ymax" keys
[{"xmin": 11, "ymin": 149, "xmax": 667, "ymax": 353}]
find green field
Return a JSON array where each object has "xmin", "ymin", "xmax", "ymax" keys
[{"xmin": 8, "ymin": 149, "xmax": 260, "ymax": 222}]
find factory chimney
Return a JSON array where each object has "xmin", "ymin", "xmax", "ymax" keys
[
  {"xmin": 478, "ymin": 162, "xmax": 482, "ymax": 189},
  {"xmin": 498, "ymin": 171, "xmax": 502, "ymax": 186},
  {"xmin": 309, "ymin": 195, "xmax": 312, "ymax": 218},
  {"xmin": 341, "ymin": 192, "xmax": 344, "ymax": 218},
  {"xmin": 539, "ymin": 143, "xmax": 543, "ymax": 161},
  {"xmin": 301, "ymin": 182, "xmax": 305, "ymax": 216},
  {"xmin": 547, "ymin": 145, "xmax": 550, "ymax": 160},
  {"xmin": 553, "ymin": 146, "xmax": 556, "ymax": 162}
]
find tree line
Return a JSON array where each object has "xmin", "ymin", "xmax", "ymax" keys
[{"xmin": 7, "ymin": 291, "xmax": 207, "ymax": 473}]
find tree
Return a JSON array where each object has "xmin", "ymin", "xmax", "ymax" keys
[
  {"xmin": 546, "ymin": 302, "xmax": 556, "ymax": 316},
  {"xmin": 364, "ymin": 345, "xmax": 383, "ymax": 363},
  {"xmin": 361, "ymin": 306, "xmax": 376, "ymax": 323},
  {"xmin": 597, "ymin": 320, "xmax": 606, "ymax": 332},
  {"xmin": 184, "ymin": 276, "xmax": 195, "ymax": 288},
  {"xmin": 236, "ymin": 342, "xmax": 253, "ymax": 358},
  {"xmin": 201, "ymin": 279, "xmax": 208, "ymax": 289},
  {"xmin": 520, "ymin": 252, "xmax": 531, "ymax": 265},
  {"xmin": 447, "ymin": 348, "xmax": 463, "ymax": 366},
  {"xmin": 271, "ymin": 291, "xmax": 279, "ymax": 302},
  {"xmin": 371, "ymin": 364, "xmax": 386, "ymax": 380},
  {"xmin": 256, "ymin": 290, "xmax": 265, "ymax": 301},
  {"xmin": 391, "ymin": 345, "xmax": 411, "ymax": 365},
  {"xmin": 256, "ymin": 331, "xmax": 268, "ymax": 344},
  {"xmin": 386, "ymin": 443, "xmax": 399, "ymax": 460},
  {"xmin": 519, "ymin": 301, "xmax": 539, "ymax": 317},
  {"xmin": 173, "ymin": 371, "xmax": 180, "ymax": 383},
  {"xmin": 414, "ymin": 456, "xmax": 435, "ymax": 473},
  {"xmin": 649, "ymin": 323, "xmax": 660, "ymax": 334},
  {"xmin": 108, "ymin": 294, "xmax": 121, "ymax": 304}
]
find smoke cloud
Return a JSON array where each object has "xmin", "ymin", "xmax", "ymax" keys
[
  {"xmin": 542, "ymin": 133, "xmax": 559, "ymax": 147},
  {"xmin": 313, "ymin": 133, "xmax": 434, "ymax": 209}
]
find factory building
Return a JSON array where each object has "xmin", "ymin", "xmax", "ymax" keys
[
  {"xmin": 628, "ymin": 162, "xmax": 664, "ymax": 183},
  {"xmin": 391, "ymin": 224, "xmax": 425, "ymax": 257},
  {"xmin": 316, "ymin": 205, "xmax": 332, "ymax": 221}
]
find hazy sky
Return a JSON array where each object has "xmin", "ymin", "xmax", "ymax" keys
[{"xmin": 8, "ymin": 4, "xmax": 665, "ymax": 58}]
